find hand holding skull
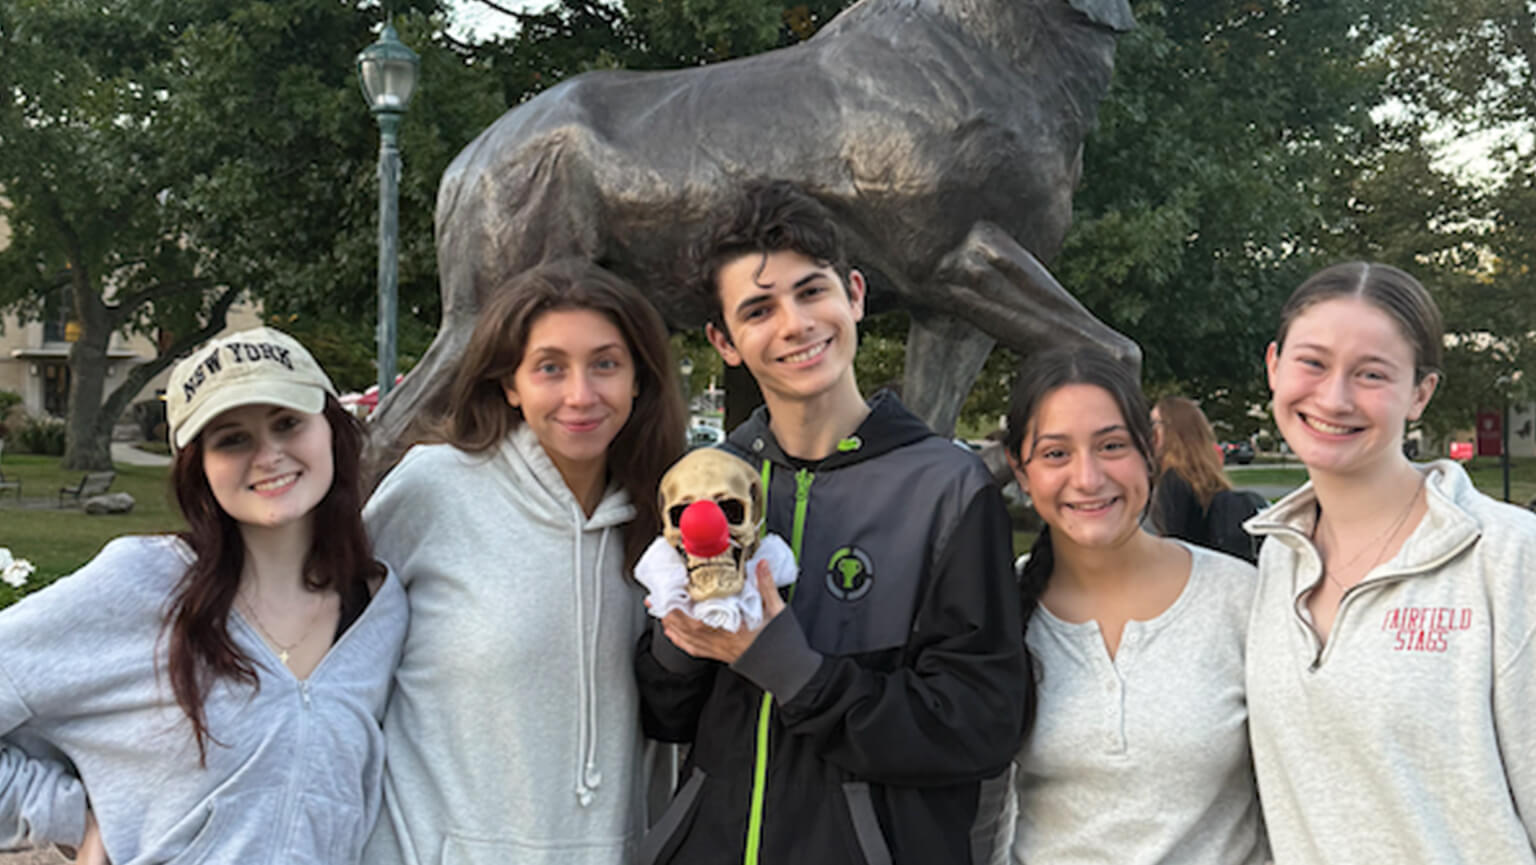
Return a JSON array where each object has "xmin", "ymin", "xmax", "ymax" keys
[{"xmin": 661, "ymin": 561, "xmax": 785, "ymax": 664}]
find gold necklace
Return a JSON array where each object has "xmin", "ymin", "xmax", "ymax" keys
[
  {"xmin": 239, "ymin": 592, "xmax": 328, "ymax": 666},
  {"xmin": 1315, "ymin": 476, "xmax": 1424, "ymax": 595}
]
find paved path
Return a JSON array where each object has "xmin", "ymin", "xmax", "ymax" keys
[{"xmin": 111, "ymin": 442, "xmax": 170, "ymax": 467}]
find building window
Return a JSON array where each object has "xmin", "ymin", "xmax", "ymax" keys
[{"xmin": 43, "ymin": 361, "xmax": 70, "ymax": 417}]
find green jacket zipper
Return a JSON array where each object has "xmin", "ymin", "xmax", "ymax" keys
[{"xmin": 743, "ymin": 466, "xmax": 814, "ymax": 865}]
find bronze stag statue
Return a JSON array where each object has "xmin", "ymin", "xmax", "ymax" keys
[{"xmin": 371, "ymin": 0, "xmax": 1140, "ymax": 448}]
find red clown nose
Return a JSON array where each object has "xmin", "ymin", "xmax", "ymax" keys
[{"xmin": 679, "ymin": 499, "xmax": 731, "ymax": 558}]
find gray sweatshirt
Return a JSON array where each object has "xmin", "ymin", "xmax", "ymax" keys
[
  {"xmin": 1245, "ymin": 459, "xmax": 1536, "ymax": 864},
  {"xmin": 1012, "ymin": 543, "xmax": 1267, "ymax": 865},
  {"xmin": 0, "ymin": 534, "xmax": 407, "ymax": 864},
  {"xmin": 362, "ymin": 425, "xmax": 649, "ymax": 865}
]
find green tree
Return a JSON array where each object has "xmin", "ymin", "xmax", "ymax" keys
[
  {"xmin": 0, "ymin": 0, "xmax": 500, "ymax": 467},
  {"xmin": 1322, "ymin": 0, "xmax": 1536, "ymax": 445},
  {"xmin": 1051, "ymin": 0, "xmax": 1435, "ymax": 430}
]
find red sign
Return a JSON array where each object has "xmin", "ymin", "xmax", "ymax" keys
[
  {"xmin": 1449, "ymin": 441, "xmax": 1475, "ymax": 461},
  {"xmin": 1477, "ymin": 411, "xmax": 1502, "ymax": 457}
]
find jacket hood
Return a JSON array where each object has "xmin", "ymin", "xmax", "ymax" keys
[
  {"xmin": 725, "ymin": 390, "xmax": 935, "ymax": 470},
  {"xmin": 495, "ymin": 423, "xmax": 635, "ymax": 531}
]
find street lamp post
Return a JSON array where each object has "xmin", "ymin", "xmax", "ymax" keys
[
  {"xmin": 679, "ymin": 355, "xmax": 695, "ymax": 415},
  {"xmin": 357, "ymin": 22, "xmax": 419, "ymax": 400}
]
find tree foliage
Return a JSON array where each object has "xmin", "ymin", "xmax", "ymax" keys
[
  {"xmin": 1047, "ymin": 0, "xmax": 1436, "ymax": 439},
  {"xmin": 0, "ymin": 0, "xmax": 501, "ymax": 466}
]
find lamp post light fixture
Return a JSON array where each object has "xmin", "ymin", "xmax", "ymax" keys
[
  {"xmin": 357, "ymin": 21, "xmax": 419, "ymax": 400},
  {"xmin": 679, "ymin": 355, "xmax": 695, "ymax": 412}
]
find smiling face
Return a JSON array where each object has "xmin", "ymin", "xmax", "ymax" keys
[
  {"xmin": 504, "ymin": 307, "xmax": 637, "ymax": 490},
  {"xmin": 1009, "ymin": 383, "xmax": 1151, "ymax": 551},
  {"xmin": 1266, "ymin": 296, "xmax": 1438, "ymax": 481},
  {"xmin": 201, "ymin": 403, "xmax": 334, "ymax": 532},
  {"xmin": 706, "ymin": 249, "xmax": 865, "ymax": 409}
]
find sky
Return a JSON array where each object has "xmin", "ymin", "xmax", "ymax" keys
[{"xmin": 446, "ymin": 0, "xmax": 540, "ymax": 41}]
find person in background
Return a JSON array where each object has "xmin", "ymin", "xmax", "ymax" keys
[
  {"xmin": 363, "ymin": 259, "xmax": 686, "ymax": 865},
  {"xmin": 0, "ymin": 326, "xmax": 406, "ymax": 864},
  {"xmin": 1006, "ymin": 345, "xmax": 1266, "ymax": 865},
  {"xmin": 1246, "ymin": 261, "xmax": 1536, "ymax": 863},
  {"xmin": 1150, "ymin": 395, "xmax": 1231, "ymax": 543}
]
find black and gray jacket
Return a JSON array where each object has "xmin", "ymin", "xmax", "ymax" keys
[{"xmin": 635, "ymin": 393, "xmax": 1027, "ymax": 865}]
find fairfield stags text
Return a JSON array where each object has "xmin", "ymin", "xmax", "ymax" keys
[{"xmin": 1381, "ymin": 606, "xmax": 1474, "ymax": 653}]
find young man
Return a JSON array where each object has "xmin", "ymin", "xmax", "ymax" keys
[{"xmin": 635, "ymin": 181, "xmax": 1029, "ymax": 865}]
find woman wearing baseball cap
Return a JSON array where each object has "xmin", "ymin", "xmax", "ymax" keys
[{"xmin": 0, "ymin": 326, "xmax": 406, "ymax": 864}]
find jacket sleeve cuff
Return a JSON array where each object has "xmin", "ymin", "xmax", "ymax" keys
[
  {"xmin": 731, "ymin": 609, "xmax": 822, "ymax": 702},
  {"xmin": 650, "ymin": 620, "xmax": 710, "ymax": 675}
]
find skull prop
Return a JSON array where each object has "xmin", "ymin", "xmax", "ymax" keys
[{"xmin": 658, "ymin": 448, "xmax": 763, "ymax": 601}]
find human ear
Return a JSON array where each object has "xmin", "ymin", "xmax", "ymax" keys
[
  {"xmin": 1264, "ymin": 341, "xmax": 1280, "ymax": 390},
  {"xmin": 846, "ymin": 270, "xmax": 867, "ymax": 323},
  {"xmin": 1406, "ymin": 371, "xmax": 1439, "ymax": 422},
  {"xmin": 502, "ymin": 378, "xmax": 521, "ymax": 408},
  {"xmin": 1006, "ymin": 448, "xmax": 1029, "ymax": 494},
  {"xmin": 706, "ymin": 322, "xmax": 743, "ymax": 367}
]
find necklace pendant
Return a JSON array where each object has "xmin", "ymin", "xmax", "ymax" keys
[{"xmin": 279, "ymin": 649, "xmax": 290, "ymax": 664}]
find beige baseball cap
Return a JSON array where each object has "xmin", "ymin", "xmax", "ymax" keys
[{"xmin": 165, "ymin": 326, "xmax": 337, "ymax": 451}]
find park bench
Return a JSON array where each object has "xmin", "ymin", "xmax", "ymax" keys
[{"xmin": 59, "ymin": 471, "xmax": 116, "ymax": 507}]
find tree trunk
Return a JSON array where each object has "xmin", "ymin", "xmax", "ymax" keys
[
  {"xmin": 60, "ymin": 284, "xmax": 242, "ymax": 469},
  {"xmin": 63, "ymin": 322, "xmax": 115, "ymax": 470}
]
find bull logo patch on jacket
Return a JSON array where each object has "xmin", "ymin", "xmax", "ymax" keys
[{"xmin": 825, "ymin": 546, "xmax": 874, "ymax": 601}]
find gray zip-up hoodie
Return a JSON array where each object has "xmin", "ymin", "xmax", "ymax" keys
[
  {"xmin": 0, "ymin": 534, "xmax": 407, "ymax": 863},
  {"xmin": 1244, "ymin": 459, "xmax": 1536, "ymax": 864},
  {"xmin": 362, "ymin": 425, "xmax": 649, "ymax": 865}
]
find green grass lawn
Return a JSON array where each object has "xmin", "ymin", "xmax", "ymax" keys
[
  {"xmin": 1, "ymin": 455, "xmax": 183, "ymax": 605},
  {"xmin": 1226, "ymin": 467, "xmax": 1310, "ymax": 489},
  {"xmin": 1462, "ymin": 455, "xmax": 1536, "ymax": 505}
]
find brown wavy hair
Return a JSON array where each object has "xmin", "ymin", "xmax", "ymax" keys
[
  {"xmin": 166, "ymin": 395, "xmax": 381, "ymax": 764},
  {"xmin": 430, "ymin": 258, "xmax": 686, "ymax": 570},
  {"xmin": 1152, "ymin": 396, "xmax": 1231, "ymax": 510}
]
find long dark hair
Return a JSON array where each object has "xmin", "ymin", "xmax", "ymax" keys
[
  {"xmin": 166, "ymin": 395, "xmax": 380, "ymax": 764},
  {"xmin": 1005, "ymin": 345, "xmax": 1155, "ymax": 727},
  {"xmin": 432, "ymin": 258, "xmax": 686, "ymax": 570}
]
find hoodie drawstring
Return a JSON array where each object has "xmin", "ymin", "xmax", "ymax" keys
[{"xmin": 571, "ymin": 504, "xmax": 610, "ymax": 807}]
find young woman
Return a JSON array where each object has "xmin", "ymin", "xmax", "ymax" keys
[
  {"xmin": 0, "ymin": 326, "xmax": 406, "ymax": 864},
  {"xmin": 1150, "ymin": 395, "xmax": 1232, "ymax": 543},
  {"xmin": 1246, "ymin": 261, "xmax": 1536, "ymax": 863},
  {"xmin": 363, "ymin": 259, "xmax": 686, "ymax": 865},
  {"xmin": 1006, "ymin": 346, "xmax": 1265, "ymax": 865}
]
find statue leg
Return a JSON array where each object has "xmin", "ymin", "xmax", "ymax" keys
[
  {"xmin": 902, "ymin": 309, "xmax": 995, "ymax": 437},
  {"xmin": 931, "ymin": 221, "xmax": 1141, "ymax": 373}
]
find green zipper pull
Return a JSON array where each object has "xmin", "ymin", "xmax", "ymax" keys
[{"xmin": 790, "ymin": 468, "xmax": 813, "ymax": 572}]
